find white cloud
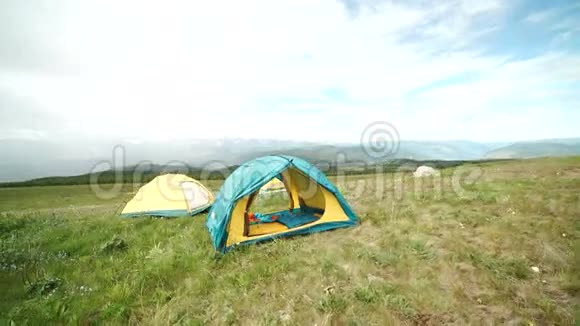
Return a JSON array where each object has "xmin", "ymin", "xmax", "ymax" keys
[
  {"xmin": 523, "ymin": 3, "xmax": 580, "ymax": 30},
  {"xmin": 524, "ymin": 9, "xmax": 558, "ymax": 24},
  {"xmin": 0, "ymin": 129, "xmax": 47, "ymax": 140},
  {"xmin": 0, "ymin": 0, "xmax": 577, "ymax": 143},
  {"xmin": 400, "ymin": 51, "xmax": 580, "ymax": 141}
]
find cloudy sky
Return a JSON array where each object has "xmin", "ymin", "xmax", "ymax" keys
[{"xmin": 1, "ymin": 0, "xmax": 579, "ymax": 143}]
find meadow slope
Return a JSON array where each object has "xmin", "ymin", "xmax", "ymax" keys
[{"xmin": 0, "ymin": 158, "xmax": 578, "ymax": 325}]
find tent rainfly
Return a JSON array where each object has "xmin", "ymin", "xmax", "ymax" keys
[{"xmin": 206, "ymin": 155, "xmax": 360, "ymax": 252}]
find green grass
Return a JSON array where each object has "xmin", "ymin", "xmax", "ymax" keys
[{"xmin": 0, "ymin": 157, "xmax": 579, "ymax": 324}]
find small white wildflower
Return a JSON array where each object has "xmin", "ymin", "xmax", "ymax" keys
[{"xmin": 531, "ymin": 266, "xmax": 540, "ymax": 273}]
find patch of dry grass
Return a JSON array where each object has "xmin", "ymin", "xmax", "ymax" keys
[{"xmin": 0, "ymin": 157, "xmax": 578, "ymax": 324}]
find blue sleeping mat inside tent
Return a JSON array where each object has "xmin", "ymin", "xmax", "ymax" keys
[{"xmin": 259, "ymin": 209, "xmax": 321, "ymax": 229}]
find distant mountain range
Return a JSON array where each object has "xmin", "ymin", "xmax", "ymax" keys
[
  {"xmin": 1, "ymin": 137, "xmax": 579, "ymax": 182},
  {"xmin": 483, "ymin": 139, "xmax": 580, "ymax": 159}
]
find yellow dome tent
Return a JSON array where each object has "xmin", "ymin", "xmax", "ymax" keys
[
  {"xmin": 259, "ymin": 177, "xmax": 285, "ymax": 193},
  {"xmin": 121, "ymin": 174, "xmax": 214, "ymax": 217}
]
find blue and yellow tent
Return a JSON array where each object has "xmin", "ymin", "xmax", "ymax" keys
[{"xmin": 207, "ymin": 155, "xmax": 359, "ymax": 252}]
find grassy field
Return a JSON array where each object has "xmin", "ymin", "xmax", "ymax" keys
[{"xmin": 0, "ymin": 158, "xmax": 578, "ymax": 325}]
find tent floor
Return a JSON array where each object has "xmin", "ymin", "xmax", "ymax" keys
[
  {"xmin": 248, "ymin": 209, "xmax": 322, "ymax": 237},
  {"xmin": 248, "ymin": 221, "xmax": 288, "ymax": 236}
]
